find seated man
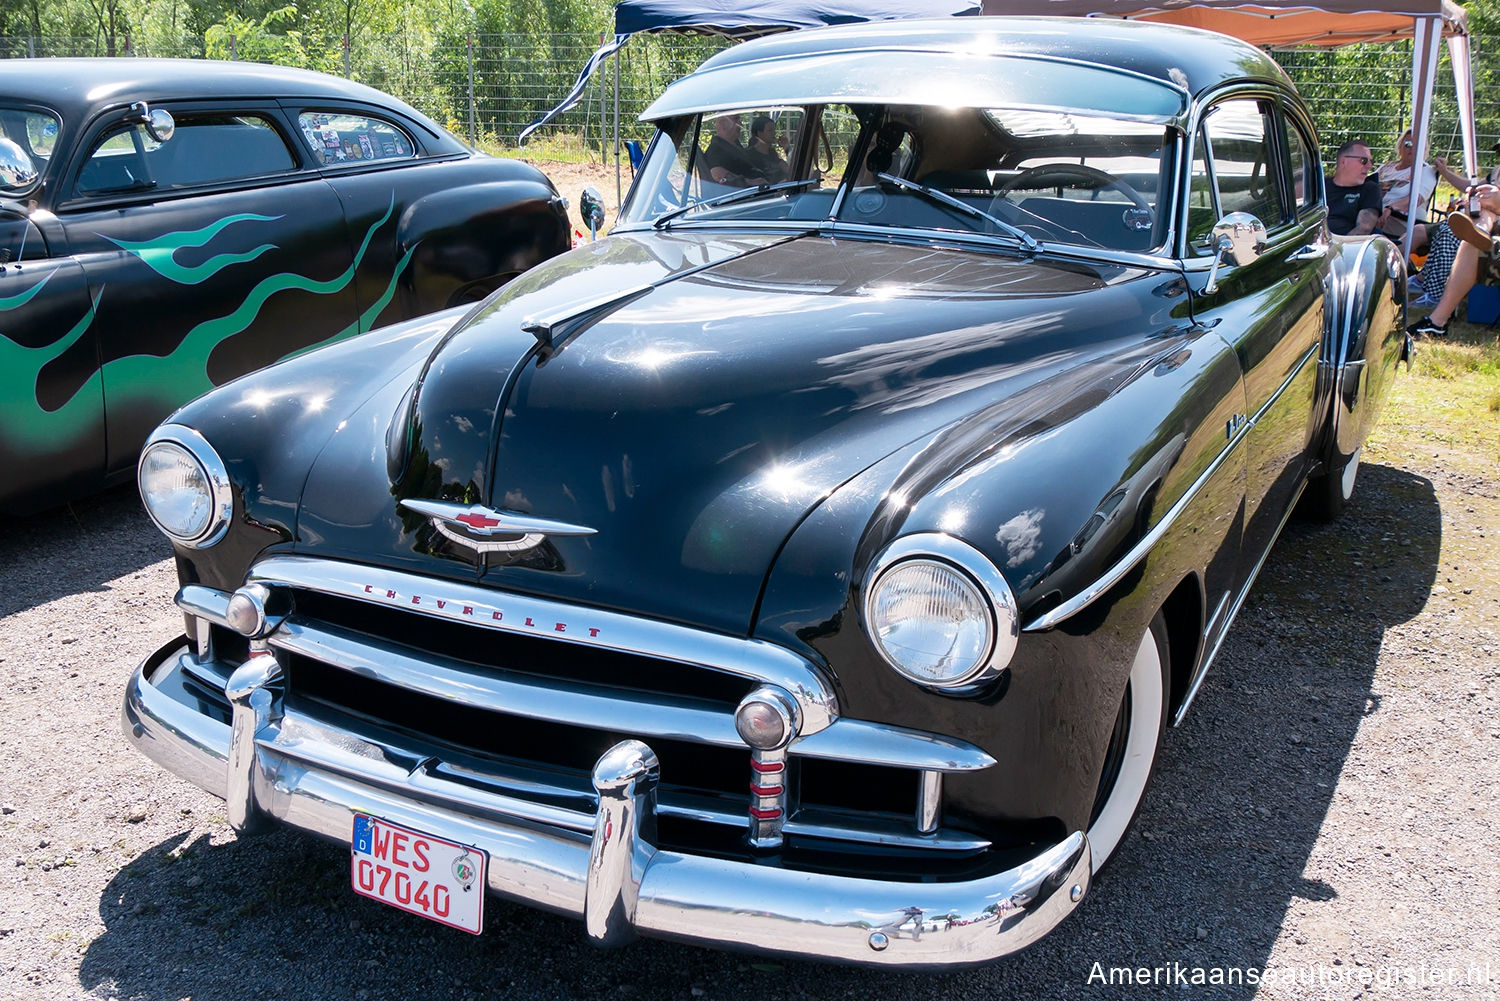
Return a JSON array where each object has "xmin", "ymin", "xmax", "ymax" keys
[
  {"xmin": 1407, "ymin": 183, "xmax": 1500, "ymax": 338},
  {"xmin": 1326, "ymin": 139, "xmax": 1380, "ymax": 236},
  {"xmin": 699, "ymin": 114, "xmax": 769, "ymax": 188}
]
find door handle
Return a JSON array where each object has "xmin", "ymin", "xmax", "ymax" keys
[{"xmin": 1288, "ymin": 243, "xmax": 1328, "ymax": 262}]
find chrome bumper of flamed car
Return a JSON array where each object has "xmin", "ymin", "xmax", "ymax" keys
[{"xmin": 124, "ymin": 642, "xmax": 1090, "ymax": 968}]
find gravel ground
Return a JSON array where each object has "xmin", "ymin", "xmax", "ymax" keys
[{"xmin": 1, "ymin": 401, "xmax": 1497, "ymax": 1000}]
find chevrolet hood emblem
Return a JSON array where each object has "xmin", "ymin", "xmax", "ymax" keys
[{"xmin": 399, "ymin": 500, "xmax": 597, "ymax": 554}]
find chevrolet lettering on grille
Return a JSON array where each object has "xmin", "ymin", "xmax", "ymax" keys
[{"xmin": 360, "ymin": 583, "xmax": 603, "ymax": 638}]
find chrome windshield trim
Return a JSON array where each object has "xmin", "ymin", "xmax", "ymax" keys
[{"xmin": 248, "ymin": 555, "xmax": 840, "ymax": 733}]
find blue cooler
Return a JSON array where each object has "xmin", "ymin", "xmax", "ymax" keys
[{"xmin": 1466, "ymin": 284, "xmax": 1500, "ymax": 325}]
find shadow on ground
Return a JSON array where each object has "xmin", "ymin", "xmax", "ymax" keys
[
  {"xmin": 0, "ymin": 483, "xmax": 166, "ymax": 617},
  {"xmin": 79, "ymin": 462, "xmax": 1440, "ymax": 1001}
]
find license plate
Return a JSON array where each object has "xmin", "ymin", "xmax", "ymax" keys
[{"xmin": 350, "ymin": 814, "xmax": 487, "ymax": 934}]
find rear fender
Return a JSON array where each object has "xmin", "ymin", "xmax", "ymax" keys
[
  {"xmin": 1319, "ymin": 235, "xmax": 1405, "ymax": 471},
  {"xmin": 398, "ymin": 180, "xmax": 571, "ymax": 311}
]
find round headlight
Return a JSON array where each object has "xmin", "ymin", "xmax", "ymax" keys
[
  {"xmin": 863, "ymin": 534, "xmax": 1019, "ymax": 690},
  {"xmin": 138, "ymin": 426, "xmax": 232, "ymax": 547}
]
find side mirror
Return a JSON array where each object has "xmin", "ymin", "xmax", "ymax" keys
[
  {"xmin": 0, "ymin": 137, "xmax": 37, "ymax": 192},
  {"xmin": 1203, "ymin": 212, "xmax": 1267, "ymax": 294},
  {"xmin": 128, "ymin": 101, "xmax": 175, "ymax": 143},
  {"xmin": 579, "ymin": 186, "xmax": 606, "ymax": 242}
]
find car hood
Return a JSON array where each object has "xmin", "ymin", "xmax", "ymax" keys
[{"xmin": 300, "ymin": 230, "xmax": 1182, "ymax": 634}]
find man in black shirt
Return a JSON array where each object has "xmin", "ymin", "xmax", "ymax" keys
[
  {"xmin": 700, "ymin": 115, "xmax": 769, "ymax": 188},
  {"xmin": 1326, "ymin": 139, "xmax": 1381, "ymax": 236}
]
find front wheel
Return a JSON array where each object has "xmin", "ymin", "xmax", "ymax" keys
[{"xmin": 1087, "ymin": 613, "xmax": 1168, "ymax": 874}]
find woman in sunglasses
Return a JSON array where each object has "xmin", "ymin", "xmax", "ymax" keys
[{"xmin": 1375, "ymin": 128, "xmax": 1438, "ymax": 244}]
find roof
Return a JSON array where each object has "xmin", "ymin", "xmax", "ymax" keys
[
  {"xmin": 0, "ymin": 58, "xmax": 428, "ymax": 121},
  {"xmin": 614, "ymin": 0, "xmax": 980, "ymax": 37},
  {"xmin": 642, "ymin": 16, "xmax": 1290, "ymax": 121}
]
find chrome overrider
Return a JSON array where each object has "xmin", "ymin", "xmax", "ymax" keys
[{"xmin": 123, "ymin": 556, "xmax": 1092, "ymax": 966}]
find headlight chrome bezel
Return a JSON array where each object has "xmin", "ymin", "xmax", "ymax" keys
[
  {"xmin": 862, "ymin": 533, "xmax": 1019, "ymax": 693},
  {"xmin": 137, "ymin": 424, "xmax": 233, "ymax": 548}
]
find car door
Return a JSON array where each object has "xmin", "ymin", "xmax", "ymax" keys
[
  {"xmin": 56, "ymin": 102, "xmax": 357, "ymax": 475},
  {"xmin": 1185, "ymin": 95, "xmax": 1326, "ymax": 581},
  {"xmin": 283, "ymin": 104, "xmax": 433, "ymax": 332},
  {"xmin": 0, "ymin": 213, "xmax": 98, "ymax": 510}
]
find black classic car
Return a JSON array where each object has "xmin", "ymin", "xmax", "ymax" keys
[
  {"xmin": 0, "ymin": 59, "xmax": 569, "ymax": 513},
  {"xmin": 125, "ymin": 19, "xmax": 1404, "ymax": 966}
]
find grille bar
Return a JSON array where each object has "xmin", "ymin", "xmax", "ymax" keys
[{"xmin": 268, "ymin": 615, "xmax": 994, "ymax": 773}]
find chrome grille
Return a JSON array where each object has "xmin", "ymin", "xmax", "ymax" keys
[{"xmin": 179, "ymin": 555, "xmax": 998, "ymax": 860}]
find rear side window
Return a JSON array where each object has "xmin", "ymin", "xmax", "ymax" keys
[{"xmin": 298, "ymin": 111, "xmax": 414, "ymax": 165}]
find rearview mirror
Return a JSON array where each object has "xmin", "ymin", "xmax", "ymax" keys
[
  {"xmin": 1203, "ymin": 212, "xmax": 1267, "ymax": 294},
  {"xmin": 579, "ymin": 187, "xmax": 606, "ymax": 241},
  {"xmin": 128, "ymin": 101, "xmax": 176, "ymax": 143}
]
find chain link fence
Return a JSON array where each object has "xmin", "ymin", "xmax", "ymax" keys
[{"xmin": 1, "ymin": 29, "xmax": 1494, "ymax": 164}]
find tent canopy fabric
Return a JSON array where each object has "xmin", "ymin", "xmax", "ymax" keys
[
  {"xmin": 519, "ymin": 0, "xmax": 979, "ymax": 141},
  {"xmin": 979, "ymin": 0, "xmax": 1466, "ymax": 47},
  {"xmin": 616, "ymin": 0, "xmax": 982, "ymax": 37}
]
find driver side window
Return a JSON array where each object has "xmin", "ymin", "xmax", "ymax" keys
[{"xmin": 1201, "ymin": 99, "xmax": 1288, "ymax": 229}]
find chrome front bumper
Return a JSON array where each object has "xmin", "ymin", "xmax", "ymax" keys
[{"xmin": 124, "ymin": 640, "xmax": 1091, "ymax": 968}]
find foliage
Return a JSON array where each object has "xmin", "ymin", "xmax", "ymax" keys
[{"xmin": 3, "ymin": 0, "xmax": 1500, "ymax": 152}]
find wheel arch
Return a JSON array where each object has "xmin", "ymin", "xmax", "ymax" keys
[{"xmin": 1159, "ymin": 572, "xmax": 1205, "ymax": 720}]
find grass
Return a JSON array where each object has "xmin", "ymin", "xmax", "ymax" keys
[{"xmin": 1367, "ymin": 315, "xmax": 1500, "ymax": 474}]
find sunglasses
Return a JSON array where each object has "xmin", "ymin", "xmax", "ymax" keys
[
  {"xmin": 1342, "ymin": 154, "xmax": 1371, "ymax": 165},
  {"xmin": 1402, "ymin": 140, "xmax": 1414, "ymax": 148}
]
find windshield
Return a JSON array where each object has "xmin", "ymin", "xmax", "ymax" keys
[{"xmin": 620, "ymin": 103, "xmax": 1176, "ymax": 255}]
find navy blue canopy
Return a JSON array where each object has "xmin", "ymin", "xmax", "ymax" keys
[{"xmin": 520, "ymin": 0, "xmax": 980, "ymax": 141}]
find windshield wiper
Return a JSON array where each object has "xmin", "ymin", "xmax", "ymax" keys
[
  {"xmin": 874, "ymin": 172, "xmax": 1039, "ymax": 253},
  {"xmin": 652, "ymin": 177, "xmax": 822, "ymax": 229}
]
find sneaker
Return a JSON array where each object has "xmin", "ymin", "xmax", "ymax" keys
[
  {"xmin": 1448, "ymin": 212, "xmax": 1493, "ymax": 253},
  {"xmin": 1410, "ymin": 290, "xmax": 1442, "ymax": 309},
  {"xmin": 1407, "ymin": 315, "xmax": 1448, "ymax": 338},
  {"xmin": 1408, "ymin": 274, "xmax": 1426, "ymax": 297}
]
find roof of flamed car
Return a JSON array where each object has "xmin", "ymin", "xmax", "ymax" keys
[
  {"xmin": 686, "ymin": 15, "xmax": 1291, "ymax": 100},
  {"xmin": 1, "ymin": 58, "xmax": 422, "ymax": 118}
]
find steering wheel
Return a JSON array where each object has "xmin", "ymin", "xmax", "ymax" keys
[{"xmin": 993, "ymin": 162, "xmax": 1151, "ymax": 212}]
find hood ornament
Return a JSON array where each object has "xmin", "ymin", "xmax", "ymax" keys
[{"xmin": 400, "ymin": 499, "xmax": 596, "ymax": 555}]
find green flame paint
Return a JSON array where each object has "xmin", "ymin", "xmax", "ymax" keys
[
  {"xmin": 103, "ymin": 213, "xmax": 282, "ymax": 285},
  {"xmin": 3, "ymin": 195, "xmax": 409, "ymax": 461}
]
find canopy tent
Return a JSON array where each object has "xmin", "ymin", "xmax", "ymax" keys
[
  {"xmin": 980, "ymin": 0, "xmax": 1474, "ymax": 251},
  {"xmin": 518, "ymin": 0, "xmax": 980, "ymax": 144}
]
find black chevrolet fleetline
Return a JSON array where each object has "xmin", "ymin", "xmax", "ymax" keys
[{"xmin": 125, "ymin": 18, "xmax": 1404, "ymax": 966}]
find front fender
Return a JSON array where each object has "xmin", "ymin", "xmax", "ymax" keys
[
  {"xmin": 398, "ymin": 179, "xmax": 571, "ymax": 311},
  {"xmin": 1321, "ymin": 234, "xmax": 1404, "ymax": 470},
  {"xmin": 158, "ymin": 307, "xmax": 466, "ymax": 591}
]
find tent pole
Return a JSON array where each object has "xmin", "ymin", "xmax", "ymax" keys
[
  {"xmin": 615, "ymin": 46, "xmax": 622, "ymax": 212},
  {"xmin": 1404, "ymin": 17, "xmax": 1442, "ymax": 259}
]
